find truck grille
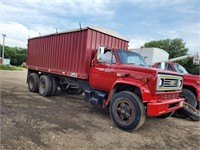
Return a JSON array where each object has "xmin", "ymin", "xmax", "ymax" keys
[
  {"xmin": 157, "ymin": 74, "xmax": 183, "ymax": 92},
  {"xmin": 163, "ymin": 79, "xmax": 178, "ymax": 87}
]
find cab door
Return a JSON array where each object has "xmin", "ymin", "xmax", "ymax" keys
[{"xmin": 89, "ymin": 50, "xmax": 117, "ymax": 91}]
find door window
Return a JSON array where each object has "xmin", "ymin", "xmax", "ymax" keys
[
  {"xmin": 101, "ymin": 51, "xmax": 116, "ymax": 64},
  {"xmin": 157, "ymin": 63, "xmax": 173, "ymax": 71}
]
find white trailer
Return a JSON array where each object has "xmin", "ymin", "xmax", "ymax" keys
[{"xmin": 129, "ymin": 48, "xmax": 169, "ymax": 66}]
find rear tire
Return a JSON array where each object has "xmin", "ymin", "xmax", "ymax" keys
[
  {"xmin": 38, "ymin": 75, "xmax": 52, "ymax": 97},
  {"xmin": 28, "ymin": 73, "xmax": 39, "ymax": 92},
  {"xmin": 109, "ymin": 91, "xmax": 146, "ymax": 131},
  {"xmin": 50, "ymin": 76, "xmax": 58, "ymax": 96}
]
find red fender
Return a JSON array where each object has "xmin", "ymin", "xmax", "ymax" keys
[{"xmin": 104, "ymin": 78, "xmax": 151, "ymax": 106}]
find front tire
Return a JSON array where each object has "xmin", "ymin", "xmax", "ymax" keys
[{"xmin": 109, "ymin": 91, "xmax": 146, "ymax": 131}]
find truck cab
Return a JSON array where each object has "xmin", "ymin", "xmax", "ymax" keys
[
  {"xmin": 154, "ymin": 61, "xmax": 200, "ymax": 109},
  {"xmin": 85, "ymin": 47, "xmax": 184, "ymax": 130}
]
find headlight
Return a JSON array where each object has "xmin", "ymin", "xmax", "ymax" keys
[
  {"xmin": 178, "ymin": 80, "xmax": 182, "ymax": 87},
  {"xmin": 158, "ymin": 78, "xmax": 163, "ymax": 87}
]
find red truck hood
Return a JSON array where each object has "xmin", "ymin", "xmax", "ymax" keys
[
  {"xmin": 183, "ymin": 74, "xmax": 200, "ymax": 81},
  {"xmin": 118, "ymin": 65, "xmax": 183, "ymax": 96},
  {"xmin": 118, "ymin": 65, "xmax": 183, "ymax": 76}
]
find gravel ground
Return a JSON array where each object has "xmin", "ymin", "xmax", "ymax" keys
[{"xmin": 1, "ymin": 69, "xmax": 200, "ymax": 150}]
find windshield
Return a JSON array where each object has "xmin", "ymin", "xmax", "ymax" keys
[
  {"xmin": 173, "ymin": 63, "xmax": 188, "ymax": 74},
  {"xmin": 117, "ymin": 49, "xmax": 148, "ymax": 67}
]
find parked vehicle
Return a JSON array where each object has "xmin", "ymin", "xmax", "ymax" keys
[
  {"xmin": 154, "ymin": 62, "xmax": 200, "ymax": 121},
  {"xmin": 26, "ymin": 27, "xmax": 184, "ymax": 130}
]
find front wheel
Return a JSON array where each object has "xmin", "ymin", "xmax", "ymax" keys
[{"xmin": 109, "ymin": 91, "xmax": 146, "ymax": 131}]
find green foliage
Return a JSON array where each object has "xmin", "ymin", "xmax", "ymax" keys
[
  {"xmin": 181, "ymin": 59, "xmax": 200, "ymax": 75},
  {"xmin": 143, "ymin": 38, "xmax": 199, "ymax": 75},
  {"xmin": 0, "ymin": 45, "xmax": 27, "ymax": 66},
  {"xmin": 0, "ymin": 64, "xmax": 23, "ymax": 71},
  {"xmin": 143, "ymin": 38, "xmax": 188, "ymax": 59}
]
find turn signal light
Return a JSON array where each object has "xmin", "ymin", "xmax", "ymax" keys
[
  {"xmin": 196, "ymin": 80, "xmax": 200, "ymax": 85},
  {"xmin": 142, "ymin": 77, "xmax": 148, "ymax": 83}
]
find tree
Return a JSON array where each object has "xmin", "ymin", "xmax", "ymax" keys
[
  {"xmin": 0, "ymin": 45, "xmax": 27, "ymax": 66},
  {"xmin": 182, "ymin": 59, "xmax": 199, "ymax": 75},
  {"xmin": 143, "ymin": 38, "xmax": 188, "ymax": 59}
]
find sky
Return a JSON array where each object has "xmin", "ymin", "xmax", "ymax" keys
[{"xmin": 0, "ymin": 0, "xmax": 199, "ymax": 54}]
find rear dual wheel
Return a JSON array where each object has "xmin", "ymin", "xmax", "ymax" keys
[
  {"xmin": 28, "ymin": 73, "xmax": 39, "ymax": 92},
  {"xmin": 38, "ymin": 75, "xmax": 52, "ymax": 96},
  {"xmin": 50, "ymin": 76, "xmax": 58, "ymax": 96},
  {"xmin": 28, "ymin": 73, "xmax": 58, "ymax": 97},
  {"xmin": 38, "ymin": 75, "xmax": 58, "ymax": 97}
]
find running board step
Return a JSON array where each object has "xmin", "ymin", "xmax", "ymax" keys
[{"xmin": 84, "ymin": 90, "xmax": 108, "ymax": 106}]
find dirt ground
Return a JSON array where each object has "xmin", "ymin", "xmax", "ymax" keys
[{"xmin": 0, "ymin": 69, "xmax": 200, "ymax": 150}]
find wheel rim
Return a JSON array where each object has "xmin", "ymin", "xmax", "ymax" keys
[
  {"xmin": 29, "ymin": 77, "xmax": 34, "ymax": 90},
  {"xmin": 39, "ymin": 80, "xmax": 45, "ymax": 94},
  {"xmin": 114, "ymin": 99, "xmax": 135, "ymax": 124}
]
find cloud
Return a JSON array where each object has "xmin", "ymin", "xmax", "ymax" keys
[
  {"xmin": 2, "ymin": 22, "xmax": 56, "ymax": 48},
  {"xmin": 129, "ymin": 0, "xmax": 189, "ymax": 9},
  {"xmin": 127, "ymin": 21, "xmax": 199, "ymax": 54},
  {"xmin": 155, "ymin": 22, "xmax": 199, "ymax": 53},
  {"xmin": 1, "ymin": 0, "xmax": 199, "ymax": 55},
  {"xmin": 128, "ymin": 38, "xmax": 151, "ymax": 49},
  {"xmin": 1, "ymin": 0, "xmax": 115, "ymax": 48},
  {"xmin": 2, "ymin": 0, "xmax": 114, "ymax": 25}
]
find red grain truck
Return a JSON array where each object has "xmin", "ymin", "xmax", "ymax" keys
[{"xmin": 26, "ymin": 26, "xmax": 184, "ymax": 130}]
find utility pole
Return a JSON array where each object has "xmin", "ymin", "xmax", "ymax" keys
[{"xmin": 2, "ymin": 34, "xmax": 6, "ymax": 64}]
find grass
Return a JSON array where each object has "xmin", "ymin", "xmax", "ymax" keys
[{"xmin": 0, "ymin": 64, "xmax": 24, "ymax": 71}]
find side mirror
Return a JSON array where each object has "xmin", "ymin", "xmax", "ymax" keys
[{"xmin": 97, "ymin": 45, "xmax": 105, "ymax": 61}]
